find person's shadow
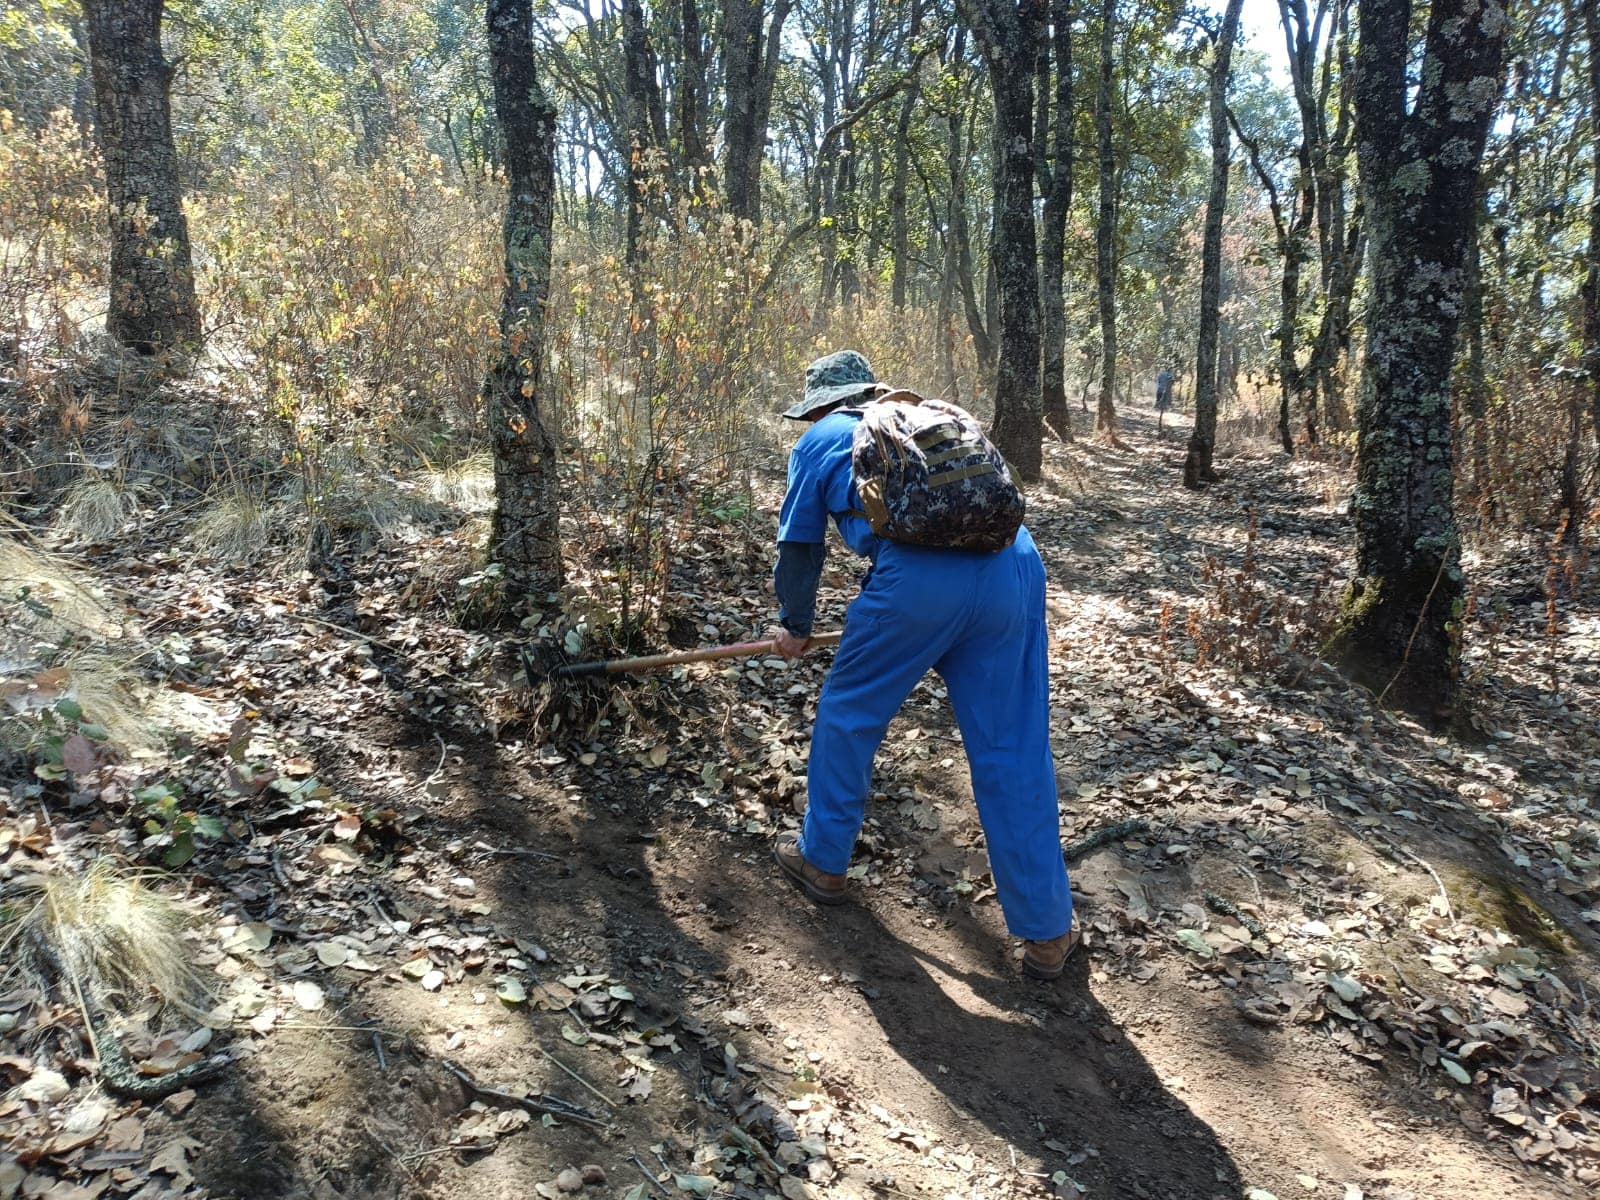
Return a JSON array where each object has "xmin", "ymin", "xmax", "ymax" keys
[{"xmin": 786, "ymin": 899, "xmax": 1243, "ymax": 1200}]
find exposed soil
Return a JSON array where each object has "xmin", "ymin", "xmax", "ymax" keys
[{"xmin": 4, "ymin": 408, "xmax": 1598, "ymax": 1200}]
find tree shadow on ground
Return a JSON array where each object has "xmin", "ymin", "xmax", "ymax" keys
[{"xmin": 777, "ymin": 898, "xmax": 1244, "ymax": 1200}]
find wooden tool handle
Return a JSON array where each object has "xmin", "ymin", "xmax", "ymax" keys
[{"xmin": 554, "ymin": 630, "xmax": 843, "ymax": 678}]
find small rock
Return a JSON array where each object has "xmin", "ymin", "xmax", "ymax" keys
[
  {"xmin": 777, "ymin": 1143, "xmax": 808, "ymax": 1167},
  {"xmin": 556, "ymin": 1168, "xmax": 584, "ymax": 1193},
  {"xmin": 580, "ymin": 1165, "xmax": 606, "ymax": 1186},
  {"xmin": 16, "ymin": 1068, "xmax": 71, "ymax": 1103}
]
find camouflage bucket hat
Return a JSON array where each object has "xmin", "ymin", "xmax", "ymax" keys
[{"xmin": 782, "ymin": 350, "xmax": 879, "ymax": 420}]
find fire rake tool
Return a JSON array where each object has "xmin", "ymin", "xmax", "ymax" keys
[{"xmin": 523, "ymin": 631, "xmax": 842, "ymax": 687}]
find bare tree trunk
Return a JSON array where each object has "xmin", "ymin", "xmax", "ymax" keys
[
  {"xmin": 962, "ymin": 0, "xmax": 1046, "ymax": 480},
  {"xmin": 1093, "ymin": 0, "xmax": 1118, "ymax": 441},
  {"xmin": 623, "ymin": 0, "xmax": 654, "ymax": 268},
  {"xmin": 81, "ymin": 0, "xmax": 201, "ymax": 354},
  {"xmin": 814, "ymin": 13, "xmax": 845, "ymax": 324},
  {"xmin": 1333, "ymin": 0, "xmax": 1506, "ymax": 721},
  {"xmin": 1456, "ymin": 195, "xmax": 1492, "ymax": 518},
  {"xmin": 1039, "ymin": 0, "xmax": 1074, "ymax": 441},
  {"xmin": 947, "ymin": 53, "xmax": 994, "ymax": 373},
  {"xmin": 486, "ymin": 0, "xmax": 563, "ymax": 599},
  {"xmin": 1277, "ymin": 0, "xmax": 1334, "ymax": 448},
  {"xmin": 1584, "ymin": 0, "xmax": 1600, "ymax": 485},
  {"xmin": 1183, "ymin": 0, "xmax": 1243, "ymax": 487},
  {"xmin": 722, "ymin": 0, "xmax": 792, "ymax": 224},
  {"xmin": 889, "ymin": 77, "xmax": 918, "ymax": 309},
  {"xmin": 678, "ymin": 0, "xmax": 709, "ymax": 185},
  {"xmin": 1309, "ymin": 0, "xmax": 1358, "ymax": 433}
]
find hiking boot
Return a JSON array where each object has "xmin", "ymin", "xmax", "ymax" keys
[
  {"xmin": 773, "ymin": 833, "xmax": 848, "ymax": 907},
  {"xmin": 1021, "ymin": 918, "xmax": 1083, "ymax": 981}
]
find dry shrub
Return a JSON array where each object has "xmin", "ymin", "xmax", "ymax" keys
[
  {"xmin": 198, "ymin": 141, "xmax": 502, "ymax": 450},
  {"xmin": 1462, "ymin": 373, "xmax": 1597, "ymax": 535},
  {"xmin": 547, "ymin": 193, "xmax": 812, "ymax": 641},
  {"xmin": 1182, "ymin": 512, "xmax": 1341, "ymax": 687},
  {"xmin": 303, "ymin": 454, "xmax": 442, "ymax": 544},
  {"xmin": 0, "ymin": 109, "xmax": 103, "ymax": 361},
  {"xmin": 821, "ymin": 296, "xmax": 983, "ymax": 409}
]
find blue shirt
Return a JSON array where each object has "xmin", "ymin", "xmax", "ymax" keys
[{"xmin": 776, "ymin": 409, "xmax": 882, "ymax": 559}]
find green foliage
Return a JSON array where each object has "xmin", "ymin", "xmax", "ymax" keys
[
  {"xmin": 134, "ymin": 780, "xmax": 224, "ymax": 869},
  {"xmin": 25, "ymin": 695, "xmax": 109, "ymax": 783}
]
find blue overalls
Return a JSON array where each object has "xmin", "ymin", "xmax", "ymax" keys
[{"xmin": 776, "ymin": 410, "xmax": 1072, "ymax": 942}]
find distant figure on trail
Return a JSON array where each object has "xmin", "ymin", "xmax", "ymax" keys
[
  {"xmin": 766, "ymin": 349, "xmax": 1079, "ymax": 981},
  {"xmin": 1154, "ymin": 366, "xmax": 1175, "ymax": 435}
]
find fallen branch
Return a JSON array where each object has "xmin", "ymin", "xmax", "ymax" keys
[
  {"xmin": 533, "ymin": 1042, "xmax": 620, "ymax": 1110},
  {"xmin": 1395, "ymin": 844, "xmax": 1455, "ymax": 922}
]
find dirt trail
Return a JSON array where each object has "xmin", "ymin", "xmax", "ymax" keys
[{"xmin": 6, "ymin": 410, "xmax": 1597, "ymax": 1200}]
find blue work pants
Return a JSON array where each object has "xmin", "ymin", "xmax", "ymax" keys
[{"xmin": 798, "ymin": 527, "xmax": 1072, "ymax": 941}]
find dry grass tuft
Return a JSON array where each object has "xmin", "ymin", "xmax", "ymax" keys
[
  {"xmin": 59, "ymin": 648, "xmax": 156, "ymax": 750},
  {"xmin": 192, "ymin": 486, "xmax": 280, "ymax": 562},
  {"xmin": 417, "ymin": 450, "xmax": 495, "ymax": 512},
  {"xmin": 7, "ymin": 860, "xmax": 211, "ymax": 1017},
  {"xmin": 307, "ymin": 466, "xmax": 443, "ymax": 543},
  {"xmin": 0, "ymin": 534, "xmax": 121, "ymax": 645},
  {"xmin": 55, "ymin": 474, "xmax": 131, "ymax": 544}
]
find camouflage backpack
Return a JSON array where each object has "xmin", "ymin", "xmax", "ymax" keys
[{"xmin": 844, "ymin": 391, "xmax": 1025, "ymax": 553}]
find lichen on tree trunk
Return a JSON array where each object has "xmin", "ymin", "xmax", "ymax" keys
[
  {"xmin": 962, "ymin": 0, "xmax": 1045, "ymax": 480},
  {"xmin": 81, "ymin": 0, "xmax": 201, "ymax": 355},
  {"xmin": 1092, "ymin": 0, "xmax": 1118, "ymax": 442},
  {"xmin": 1039, "ymin": 0, "xmax": 1074, "ymax": 443},
  {"xmin": 1335, "ymin": 0, "xmax": 1507, "ymax": 722},
  {"xmin": 1584, "ymin": 0, "xmax": 1600, "ymax": 484},
  {"xmin": 485, "ymin": 0, "xmax": 563, "ymax": 602}
]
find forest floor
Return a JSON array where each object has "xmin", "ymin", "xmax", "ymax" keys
[{"xmin": 3, "ymin": 397, "xmax": 1600, "ymax": 1200}]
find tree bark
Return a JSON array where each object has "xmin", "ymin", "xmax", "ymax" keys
[
  {"xmin": 622, "ymin": 0, "xmax": 654, "ymax": 267},
  {"xmin": 961, "ymin": 0, "xmax": 1046, "ymax": 480},
  {"xmin": 1307, "ymin": 0, "xmax": 1358, "ymax": 434},
  {"xmin": 1039, "ymin": 0, "xmax": 1074, "ymax": 441},
  {"xmin": 1584, "ymin": 0, "xmax": 1600, "ymax": 484},
  {"xmin": 949, "ymin": 77, "xmax": 993, "ymax": 370},
  {"xmin": 1456, "ymin": 191, "xmax": 1492, "ymax": 518},
  {"xmin": 1182, "ymin": 0, "xmax": 1243, "ymax": 487},
  {"xmin": 722, "ymin": 0, "xmax": 792, "ymax": 224},
  {"xmin": 1334, "ymin": 0, "xmax": 1507, "ymax": 721},
  {"xmin": 80, "ymin": 0, "xmax": 201, "ymax": 354},
  {"xmin": 678, "ymin": 0, "xmax": 709, "ymax": 184},
  {"xmin": 485, "ymin": 0, "xmax": 563, "ymax": 599},
  {"xmin": 889, "ymin": 70, "xmax": 919, "ymax": 309},
  {"xmin": 1275, "ymin": 0, "xmax": 1326, "ymax": 452},
  {"xmin": 1093, "ymin": 0, "xmax": 1118, "ymax": 441}
]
